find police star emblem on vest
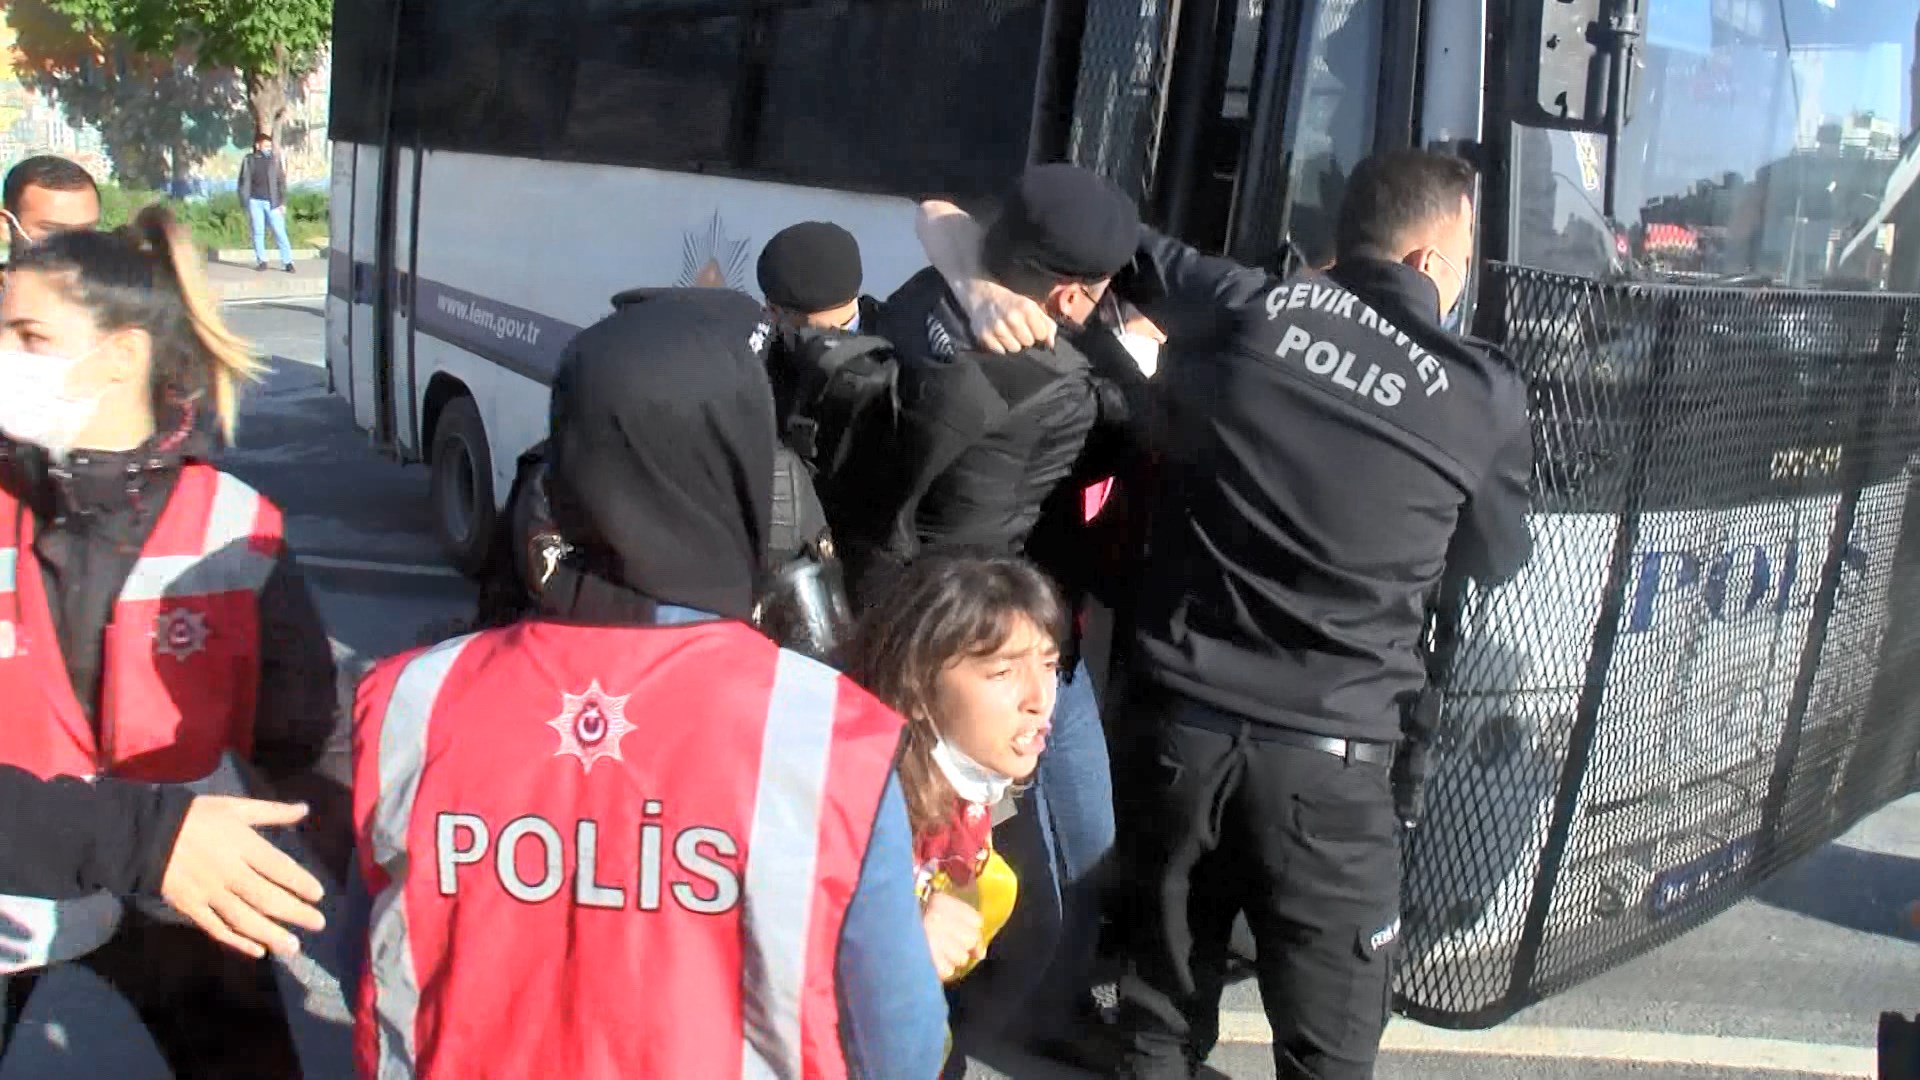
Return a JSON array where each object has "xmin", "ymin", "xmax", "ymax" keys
[
  {"xmin": 547, "ymin": 680, "xmax": 636, "ymax": 774},
  {"xmin": 152, "ymin": 608, "xmax": 210, "ymax": 661}
]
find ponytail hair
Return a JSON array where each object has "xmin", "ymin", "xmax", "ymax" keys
[
  {"xmin": 133, "ymin": 205, "xmax": 263, "ymax": 442},
  {"xmin": 10, "ymin": 203, "xmax": 265, "ymax": 445}
]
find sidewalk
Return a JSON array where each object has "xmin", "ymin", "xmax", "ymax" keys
[{"xmin": 205, "ymin": 256, "xmax": 328, "ymax": 303}]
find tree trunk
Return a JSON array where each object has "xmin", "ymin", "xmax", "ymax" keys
[
  {"xmin": 170, "ymin": 140, "xmax": 190, "ymax": 196},
  {"xmin": 245, "ymin": 65, "xmax": 288, "ymax": 143}
]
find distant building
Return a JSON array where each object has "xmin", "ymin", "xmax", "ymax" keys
[{"xmin": 1809, "ymin": 112, "xmax": 1902, "ymax": 162}]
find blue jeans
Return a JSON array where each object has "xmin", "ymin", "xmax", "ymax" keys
[
  {"xmin": 948, "ymin": 660, "xmax": 1116, "ymax": 1052},
  {"xmin": 249, "ymin": 198, "xmax": 292, "ymax": 265}
]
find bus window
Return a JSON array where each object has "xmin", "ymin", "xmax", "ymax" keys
[
  {"xmin": 330, "ymin": 0, "xmax": 394, "ymax": 146},
  {"xmin": 1156, "ymin": 0, "xmax": 1384, "ymax": 261},
  {"xmin": 393, "ymin": 0, "xmax": 579, "ymax": 158},
  {"xmin": 1069, "ymin": 0, "xmax": 1176, "ymax": 203},
  {"xmin": 1508, "ymin": 0, "xmax": 1920, "ymax": 291},
  {"xmin": 1172, "ymin": 0, "xmax": 1270, "ymax": 254},
  {"xmin": 563, "ymin": 2, "xmax": 742, "ymax": 170},
  {"xmin": 1273, "ymin": 0, "xmax": 1385, "ymax": 267},
  {"xmin": 749, "ymin": 0, "xmax": 1047, "ymax": 198}
]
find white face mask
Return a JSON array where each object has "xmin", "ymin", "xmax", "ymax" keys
[
  {"xmin": 930, "ymin": 735, "xmax": 1014, "ymax": 807},
  {"xmin": 1099, "ymin": 295, "xmax": 1161, "ymax": 377},
  {"xmin": 1115, "ymin": 327, "xmax": 1161, "ymax": 377},
  {"xmin": 1431, "ymin": 248, "xmax": 1468, "ymax": 330},
  {"xmin": 0, "ymin": 346, "xmax": 107, "ymax": 458}
]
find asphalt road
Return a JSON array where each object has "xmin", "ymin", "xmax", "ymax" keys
[
  {"xmin": 219, "ymin": 300, "xmax": 1920, "ymax": 1079},
  {"xmin": 218, "ymin": 298, "xmax": 474, "ymax": 664},
  {"xmin": 967, "ymin": 790, "xmax": 1917, "ymax": 1077}
]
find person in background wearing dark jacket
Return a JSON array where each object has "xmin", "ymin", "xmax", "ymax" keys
[
  {"xmin": 0, "ymin": 765, "xmax": 324, "ymax": 959},
  {"xmin": 0, "ymin": 206, "xmax": 347, "ymax": 1077},
  {"xmin": 875, "ymin": 163, "xmax": 1144, "ymax": 1069},
  {"xmin": 237, "ymin": 131, "xmax": 294, "ymax": 273},
  {"xmin": 938, "ymin": 149, "xmax": 1533, "ymax": 1079},
  {"xmin": 757, "ymin": 220, "xmax": 883, "ymax": 333}
]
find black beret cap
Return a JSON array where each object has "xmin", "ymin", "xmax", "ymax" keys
[
  {"xmin": 757, "ymin": 221, "xmax": 863, "ymax": 314},
  {"xmin": 983, "ymin": 163, "xmax": 1139, "ymax": 294}
]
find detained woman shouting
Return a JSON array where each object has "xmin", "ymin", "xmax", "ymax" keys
[{"xmin": 0, "ymin": 206, "xmax": 347, "ymax": 1077}]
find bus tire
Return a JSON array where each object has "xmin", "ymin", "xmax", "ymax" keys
[{"xmin": 429, "ymin": 394, "xmax": 497, "ymax": 578}]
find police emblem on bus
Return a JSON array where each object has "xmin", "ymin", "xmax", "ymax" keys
[
  {"xmin": 153, "ymin": 608, "xmax": 210, "ymax": 661},
  {"xmin": 548, "ymin": 680, "xmax": 635, "ymax": 774},
  {"xmin": 676, "ymin": 210, "xmax": 752, "ymax": 291}
]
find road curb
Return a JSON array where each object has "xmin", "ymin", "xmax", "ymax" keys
[
  {"xmin": 213, "ymin": 281, "xmax": 327, "ymax": 304},
  {"xmin": 208, "ymin": 247, "xmax": 328, "ymax": 264}
]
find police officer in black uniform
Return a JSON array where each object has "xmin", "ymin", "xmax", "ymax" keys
[
  {"xmin": 756, "ymin": 220, "xmax": 885, "ymax": 334},
  {"xmin": 1122, "ymin": 150, "xmax": 1531, "ymax": 1078},
  {"xmin": 924, "ymin": 148, "xmax": 1533, "ymax": 1078}
]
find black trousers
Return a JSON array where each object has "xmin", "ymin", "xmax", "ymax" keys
[
  {"xmin": 3, "ymin": 915, "xmax": 298, "ymax": 1078},
  {"xmin": 1114, "ymin": 693, "xmax": 1400, "ymax": 1080}
]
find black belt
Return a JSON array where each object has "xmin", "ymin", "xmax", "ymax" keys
[{"xmin": 1178, "ymin": 710, "xmax": 1396, "ymax": 766}]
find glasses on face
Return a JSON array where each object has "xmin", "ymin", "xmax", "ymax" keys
[{"xmin": 1067, "ymin": 282, "xmax": 1108, "ymax": 320}]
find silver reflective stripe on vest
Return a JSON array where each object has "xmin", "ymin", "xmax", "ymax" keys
[
  {"xmin": 0, "ymin": 892, "xmax": 123, "ymax": 974},
  {"xmin": 367, "ymin": 638, "xmax": 847, "ymax": 1079},
  {"xmin": 203, "ymin": 470, "xmax": 262, "ymax": 552},
  {"xmin": 741, "ymin": 650, "xmax": 840, "ymax": 1080},
  {"xmin": 0, "ymin": 548, "xmax": 16, "ymax": 594},
  {"xmin": 118, "ymin": 472, "xmax": 275, "ymax": 603},
  {"xmin": 369, "ymin": 633, "xmax": 479, "ymax": 1080}
]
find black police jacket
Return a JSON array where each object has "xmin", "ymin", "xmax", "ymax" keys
[
  {"xmin": 870, "ymin": 269, "xmax": 1141, "ymax": 591},
  {"xmin": 1121, "ymin": 229, "xmax": 1533, "ymax": 742}
]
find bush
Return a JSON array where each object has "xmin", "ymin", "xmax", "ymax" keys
[{"xmin": 95, "ymin": 182, "xmax": 329, "ymax": 252}]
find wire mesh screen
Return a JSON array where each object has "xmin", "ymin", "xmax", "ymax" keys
[
  {"xmin": 1396, "ymin": 262, "xmax": 1920, "ymax": 1027},
  {"xmin": 1066, "ymin": 0, "xmax": 1174, "ymax": 202}
]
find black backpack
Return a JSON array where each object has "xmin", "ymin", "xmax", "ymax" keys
[{"xmin": 768, "ymin": 327, "xmax": 899, "ymax": 494}]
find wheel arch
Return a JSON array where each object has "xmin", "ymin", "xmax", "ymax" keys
[{"xmin": 420, "ymin": 372, "xmax": 473, "ymax": 457}]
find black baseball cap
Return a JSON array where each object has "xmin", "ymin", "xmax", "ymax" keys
[
  {"xmin": 982, "ymin": 163, "xmax": 1139, "ymax": 296},
  {"xmin": 757, "ymin": 221, "xmax": 863, "ymax": 314}
]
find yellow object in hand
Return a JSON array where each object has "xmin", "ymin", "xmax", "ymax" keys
[{"xmin": 945, "ymin": 850, "xmax": 1018, "ymax": 982}]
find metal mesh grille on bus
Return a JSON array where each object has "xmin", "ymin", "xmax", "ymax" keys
[
  {"xmin": 1395, "ymin": 263, "xmax": 1920, "ymax": 1026},
  {"xmin": 1067, "ymin": 0, "xmax": 1177, "ymax": 202}
]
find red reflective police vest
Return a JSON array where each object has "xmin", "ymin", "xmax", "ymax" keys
[
  {"xmin": 352, "ymin": 617, "xmax": 906, "ymax": 1080},
  {"xmin": 0, "ymin": 463, "xmax": 281, "ymax": 780}
]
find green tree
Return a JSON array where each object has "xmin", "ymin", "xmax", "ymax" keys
[
  {"xmin": 42, "ymin": 0, "xmax": 330, "ymax": 142},
  {"xmin": 7, "ymin": 0, "xmax": 242, "ymax": 190}
]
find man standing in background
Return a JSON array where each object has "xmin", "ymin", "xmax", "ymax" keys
[{"xmin": 238, "ymin": 131, "xmax": 294, "ymax": 273}]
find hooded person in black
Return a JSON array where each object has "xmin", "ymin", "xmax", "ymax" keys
[
  {"xmin": 466, "ymin": 289, "xmax": 850, "ymax": 655},
  {"xmin": 536, "ymin": 287, "xmax": 775, "ymax": 622},
  {"xmin": 348, "ymin": 289, "xmax": 951, "ymax": 1078}
]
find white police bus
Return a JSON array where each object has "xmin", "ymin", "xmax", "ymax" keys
[{"xmin": 326, "ymin": 0, "xmax": 1920, "ymax": 1022}]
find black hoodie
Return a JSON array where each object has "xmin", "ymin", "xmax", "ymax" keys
[{"xmin": 544, "ymin": 288, "xmax": 776, "ymax": 623}]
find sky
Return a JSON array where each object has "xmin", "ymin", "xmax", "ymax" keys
[{"xmin": 1648, "ymin": 0, "xmax": 1916, "ymax": 132}]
